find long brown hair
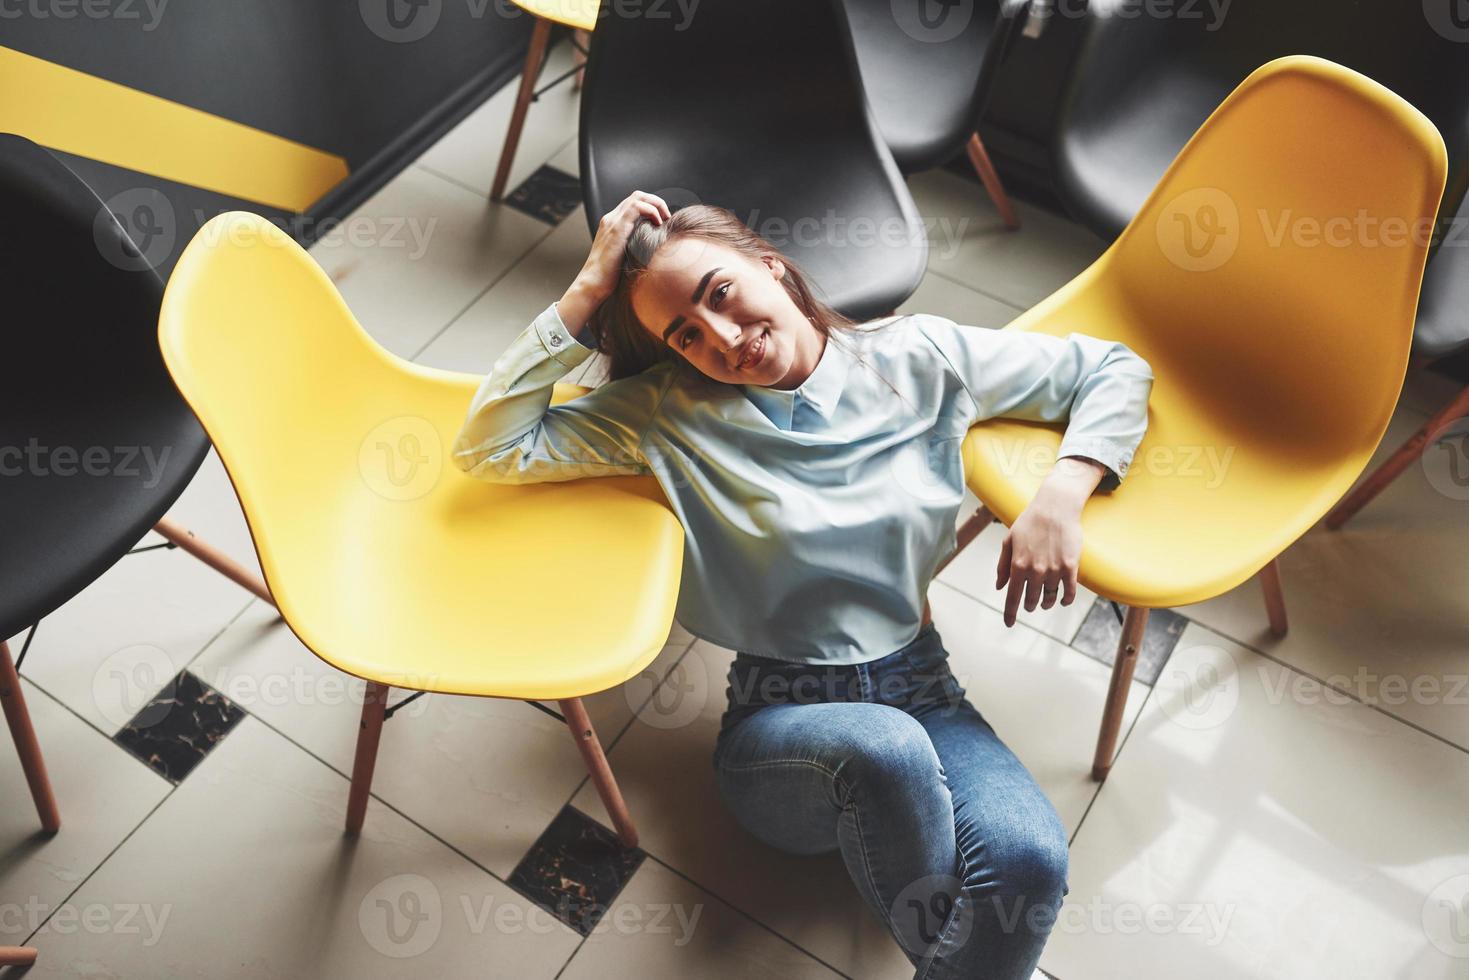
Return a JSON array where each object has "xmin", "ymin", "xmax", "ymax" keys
[{"xmin": 582, "ymin": 204, "xmax": 911, "ymax": 414}]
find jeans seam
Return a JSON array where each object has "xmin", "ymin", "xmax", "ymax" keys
[
  {"xmin": 843, "ymin": 791, "xmax": 897, "ymax": 952},
  {"xmin": 717, "ymin": 757, "xmax": 841, "ymax": 781}
]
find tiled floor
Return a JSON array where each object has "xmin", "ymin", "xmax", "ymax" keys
[{"xmin": 5, "ymin": 36, "xmax": 1469, "ymax": 979}]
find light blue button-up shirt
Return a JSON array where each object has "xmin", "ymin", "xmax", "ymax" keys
[{"xmin": 452, "ymin": 302, "xmax": 1153, "ymax": 665}]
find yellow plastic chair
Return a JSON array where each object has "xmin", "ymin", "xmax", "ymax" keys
[
  {"xmin": 947, "ymin": 55, "xmax": 1447, "ymax": 780},
  {"xmin": 158, "ymin": 213, "xmax": 684, "ymax": 847},
  {"xmin": 491, "ymin": 0, "xmax": 600, "ymax": 201}
]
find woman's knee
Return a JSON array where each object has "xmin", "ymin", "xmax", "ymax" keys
[
  {"xmin": 826, "ymin": 707, "xmax": 946, "ymax": 808},
  {"xmin": 966, "ymin": 818, "xmax": 1070, "ymax": 904}
]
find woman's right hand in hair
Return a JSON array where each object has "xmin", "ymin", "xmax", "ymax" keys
[{"xmin": 558, "ymin": 191, "xmax": 672, "ymax": 335}]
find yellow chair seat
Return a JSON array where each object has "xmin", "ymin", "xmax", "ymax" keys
[
  {"xmin": 509, "ymin": 0, "xmax": 599, "ymax": 32},
  {"xmin": 159, "ymin": 215, "xmax": 683, "ymax": 701},
  {"xmin": 962, "ymin": 55, "xmax": 1448, "ymax": 610}
]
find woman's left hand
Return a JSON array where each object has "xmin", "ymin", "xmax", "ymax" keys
[{"xmin": 994, "ymin": 457, "xmax": 1107, "ymax": 627}]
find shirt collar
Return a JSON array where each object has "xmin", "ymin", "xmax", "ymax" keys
[{"xmin": 742, "ymin": 331, "xmax": 855, "ymax": 431}]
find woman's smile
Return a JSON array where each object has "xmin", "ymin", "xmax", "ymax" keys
[{"xmin": 737, "ymin": 329, "xmax": 768, "ymax": 369}]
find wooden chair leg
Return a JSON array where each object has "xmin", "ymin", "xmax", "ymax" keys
[
  {"xmin": 1, "ymin": 641, "xmax": 60, "ymax": 834},
  {"xmin": 559, "ymin": 697, "xmax": 638, "ymax": 849},
  {"xmin": 152, "ymin": 518, "xmax": 275, "ymax": 607},
  {"xmin": 1092, "ymin": 606, "xmax": 1148, "ymax": 781},
  {"xmin": 491, "ymin": 17, "xmax": 554, "ymax": 202},
  {"xmin": 1258, "ymin": 558, "xmax": 1288, "ymax": 637},
  {"xmin": 943, "ymin": 505, "xmax": 997, "ymax": 572},
  {"xmin": 965, "ymin": 133, "xmax": 1020, "ymax": 231},
  {"xmin": 572, "ymin": 28, "xmax": 589, "ymax": 92},
  {"xmin": 0, "ymin": 946, "xmax": 39, "ymax": 967},
  {"xmin": 346, "ymin": 682, "xmax": 389, "ymax": 835},
  {"xmin": 1325, "ymin": 381, "xmax": 1469, "ymax": 529}
]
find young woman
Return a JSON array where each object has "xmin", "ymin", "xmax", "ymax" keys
[{"xmin": 453, "ymin": 191, "xmax": 1153, "ymax": 979}]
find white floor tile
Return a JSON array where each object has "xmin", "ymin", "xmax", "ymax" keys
[
  {"xmin": 0, "ymin": 679, "xmax": 170, "ymax": 946},
  {"xmin": 559, "ymin": 859, "xmax": 844, "ymax": 980},
  {"xmin": 417, "ymin": 38, "xmax": 583, "ymax": 199},
  {"xmin": 309, "ymin": 166, "xmax": 550, "ymax": 361},
  {"xmin": 547, "ymin": 135, "xmax": 580, "ymax": 179},
  {"xmin": 24, "ymin": 717, "xmax": 582, "ymax": 978},
  {"xmin": 907, "ymin": 169, "xmax": 1107, "ymax": 310},
  {"xmin": 413, "ymin": 204, "xmax": 593, "ymax": 375},
  {"xmin": 897, "ymin": 268, "xmax": 1025, "ymax": 329},
  {"xmin": 190, "ymin": 599, "xmax": 693, "ymax": 879},
  {"xmin": 1042, "ymin": 623, "xmax": 1469, "ymax": 980},
  {"xmin": 15, "ymin": 549, "xmax": 252, "ymax": 736},
  {"xmin": 1177, "ymin": 402, "xmax": 1469, "ymax": 752}
]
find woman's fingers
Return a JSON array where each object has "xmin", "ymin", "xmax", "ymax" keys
[
  {"xmin": 995, "ymin": 534, "xmax": 1012, "ymax": 591},
  {"xmin": 634, "ymin": 190, "xmax": 672, "ymax": 221},
  {"xmin": 624, "ymin": 190, "xmax": 672, "ymax": 223},
  {"xmin": 1023, "ymin": 569, "xmax": 1044, "ymax": 613}
]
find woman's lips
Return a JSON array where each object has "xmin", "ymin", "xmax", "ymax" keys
[{"xmin": 739, "ymin": 330, "xmax": 767, "ymax": 369}]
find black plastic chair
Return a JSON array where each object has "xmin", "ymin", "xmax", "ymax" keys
[
  {"xmin": 0, "ymin": 135, "xmax": 273, "ymax": 851},
  {"xmin": 1040, "ymin": 0, "xmax": 1469, "ymax": 528},
  {"xmin": 1047, "ymin": 0, "xmax": 1469, "ymax": 240},
  {"xmin": 1326, "ymin": 189, "xmax": 1469, "ymax": 527},
  {"xmin": 843, "ymin": 0, "xmax": 1029, "ymax": 228},
  {"xmin": 578, "ymin": 0, "xmax": 927, "ymax": 322}
]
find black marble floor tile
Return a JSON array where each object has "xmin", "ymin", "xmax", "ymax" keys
[
  {"xmin": 508, "ymin": 805, "xmax": 644, "ymax": 936},
  {"xmin": 504, "ymin": 164, "xmax": 581, "ymax": 226},
  {"xmin": 112, "ymin": 669, "xmax": 247, "ymax": 783},
  {"xmin": 1070, "ymin": 600, "xmax": 1189, "ymax": 687}
]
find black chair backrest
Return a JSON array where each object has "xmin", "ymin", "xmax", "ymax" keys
[
  {"xmin": 1052, "ymin": 0, "xmax": 1469, "ymax": 239},
  {"xmin": 578, "ymin": 0, "xmax": 927, "ymax": 321},
  {"xmin": 0, "ymin": 135, "xmax": 170, "ymax": 408},
  {"xmin": 842, "ymin": 0, "xmax": 1015, "ymax": 172},
  {"xmin": 0, "ymin": 134, "xmax": 208, "ymax": 640},
  {"xmin": 580, "ymin": 0, "xmax": 881, "ymax": 222}
]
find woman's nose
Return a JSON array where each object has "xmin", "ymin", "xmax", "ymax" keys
[{"xmin": 710, "ymin": 316, "xmax": 743, "ymax": 351}]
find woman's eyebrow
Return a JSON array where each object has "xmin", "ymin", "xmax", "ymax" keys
[
  {"xmin": 662, "ymin": 266, "xmax": 724, "ymax": 343},
  {"xmin": 690, "ymin": 266, "xmax": 722, "ymax": 303}
]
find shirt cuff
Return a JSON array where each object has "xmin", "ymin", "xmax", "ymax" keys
[
  {"xmin": 1056, "ymin": 438, "xmax": 1136, "ymax": 493},
  {"xmin": 534, "ymin": 302, "xmax": 597, "ymax": 367}
]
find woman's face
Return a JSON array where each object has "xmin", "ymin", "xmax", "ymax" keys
[{"xmin": 631, "ymin": 236, "xmax": 814, "ymax": 388}]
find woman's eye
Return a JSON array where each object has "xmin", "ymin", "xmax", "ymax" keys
[
  {"xmin": 680, "ymin": 329, "xmax": 697, "ymax": 350},
  {"xmin": 714, "ymin": 283, "xmax": 730, "ymax": 306}
]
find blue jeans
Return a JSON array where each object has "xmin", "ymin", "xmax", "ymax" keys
[{"xmin": 711, "ymin": 621, "xmax": 1070, "ymax": 979}]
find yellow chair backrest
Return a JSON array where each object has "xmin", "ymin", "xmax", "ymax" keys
[
  {"xmin": 157, "ymin": 214, "xmax": 682, "ymax": 697},
  {"xmin": 1098, "ymin": 55, "xmax": 1445, "ymax": 459},
  {"xmin": 963, "ymin": 56, "xmax": 1447, "ymax": 607}
]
